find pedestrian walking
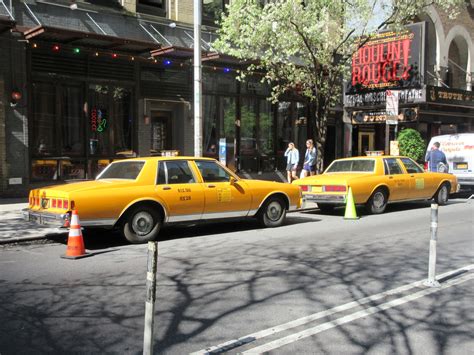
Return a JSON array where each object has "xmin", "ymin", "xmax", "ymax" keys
[
  {"xmin": 425, "ymin": 142, "xmax": 448, "ymax": 172},
  {"xmin": 301, "ymin": 139, "xmax": 317, "ymax": 178},
  {"xmin": 284, "ymin": 142, "xmax": 299, "ymax": 183}
]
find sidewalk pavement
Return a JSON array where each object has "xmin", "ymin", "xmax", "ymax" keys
[{"xmin": 0, "ymin": 198, "xmax": 66, "ymax": 244}]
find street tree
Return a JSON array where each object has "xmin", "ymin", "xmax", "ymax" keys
[{"xmin": 212, "ymin": 0, "xmax": 463, "ymax": 171}]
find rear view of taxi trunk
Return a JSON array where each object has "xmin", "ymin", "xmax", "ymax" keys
[{"xmin": 24, "ymin": 188, "xmax": 73, "ymax": 227}]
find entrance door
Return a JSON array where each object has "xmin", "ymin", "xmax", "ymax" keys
[
  {"xmin": 150, "ymin": 112, "xmax": 172, "ymax": 155},
  {"xmin": 358, "ymin": 132, "xmax": 374, "ymax": 156}
]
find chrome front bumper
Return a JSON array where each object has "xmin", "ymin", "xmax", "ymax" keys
[{"xmin": 22, "ymin": 209, "xmax": 70, "ymax": 227}]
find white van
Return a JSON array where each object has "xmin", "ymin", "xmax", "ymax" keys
[{"xmin": 426, "ymin": 133, "xmax": 474, "ymax": 190}]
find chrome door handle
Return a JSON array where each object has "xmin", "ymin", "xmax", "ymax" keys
[
  {"xmin": 163, "ymin": 186, "xmax": 171, "ymax": 190},
  {"xmin": 389, "ymin": 176, "xmax": 394, "ymax": 179},
  {"xmin": 208, "ymin": 184, "xmax": 216, "ymax": 188}
]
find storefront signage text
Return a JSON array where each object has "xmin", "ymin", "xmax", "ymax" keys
[
  {"xmin": 427, "ymin": 86, "xmax": 474, "ymax": 107},
  {"xmin": 344, "ymin": 88, "xmax": 425, "ymax": 108},
  {"xmin": 91, "ymin": 108, "xmax": 107, "ymax": 133}
]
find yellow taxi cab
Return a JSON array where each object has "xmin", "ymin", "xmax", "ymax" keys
[
  {"xmin": 293, "ymin": 156, "xmax": 459, "ymax": 214},
  {"xmin": 23, "ymin": 157, "xmax": 301, "ymax": 243}
]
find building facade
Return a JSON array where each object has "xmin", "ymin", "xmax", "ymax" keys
[
  {"xmin": 0, "ymin": 0, "xmax": 345, "ymax": 197},
  {"xmin": 344, "ymin": 4, "xmax": 473, "ymax": 157}
]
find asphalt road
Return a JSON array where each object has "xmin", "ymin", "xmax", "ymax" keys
[{"xmin": 0, "ymin": 199, "xmax": 473, "ymax": 354}]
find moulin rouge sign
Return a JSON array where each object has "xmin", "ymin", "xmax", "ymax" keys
[{"xmin": 349, "ymin": 23, "xmax": 425, "ymax": 92}]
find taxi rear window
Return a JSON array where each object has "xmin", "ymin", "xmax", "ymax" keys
[
  {"xmin": 98, "ymin": 161, "xmax": 144, "ymax": 180},
  {"xmin": 326, "ymin": 160, "xmax": 375, "ymax": 173}
]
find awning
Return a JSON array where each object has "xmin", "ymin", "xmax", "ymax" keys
[
  {"xmin": 22, "ymin": 25, "xmax": 161, "ymax": 53},
  {"xmin": 0, "ymin": 15, "xmax": 15, "ymax": 34},
  {"xmin": 150, "ymin": 45, "xmax": 195, "ymax": 59},
  {"xmin": 202, "ymin": 52, "xmax": 255, "ymax": 66}
]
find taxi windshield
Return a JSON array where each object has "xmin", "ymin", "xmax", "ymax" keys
[
  {"xmin": 97, "ymin": 161, "xmax": 144, "ymax": 180},
  {"xmin": 326, "ymin": 159, "xmax": 375, "ymax": 173}
]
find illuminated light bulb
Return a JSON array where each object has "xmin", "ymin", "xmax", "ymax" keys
[
  {"xmin": 224, "ymin": 67, "xmax": 231, "ymax": 73},
  {"xmin": 52, "ymin": 44, "xmax": 60, "ymax": 52},
  {"xmin": 95, "ymin": 52, "xmax": 99, "ymax": 56},
  {"xmin": 131, "ymin": 56, "xmax": 135, "ymax": 61},
  {"xmin": 112, "ymin": 53, "xmax": 118, "ymax": 58},
  {"xmin": 73, "ymin": 48, "xmax": 80, "ymax": 54},
  {"xmin": 164, "ymin": 59, "xmax": 172, "ymax": 65},
  {"xmin": 32, "ymin": 43, "xmax": 38, "ymax": 48}
]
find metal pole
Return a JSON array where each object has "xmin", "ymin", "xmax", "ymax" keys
[
  {"xmin": 424, "ymin": 203, "xmax": 440, "ymax": 287},
  {"xmin": 193, "ymin": 0, "xmax": 203, "ymax": 157},
  {"xmin": 143, "ymin": 241, "xmax": 158, "ymax": 355}
]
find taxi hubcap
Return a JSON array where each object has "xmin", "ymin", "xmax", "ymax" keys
[
  {"xmin": 267, "ymin": 201, "xmax": 283, "ymax": 221},
  {"xmin": 373, "ymin": 192, "xmax": 385, "ymax": 208},
  {"xmin": 132, "ymin": 212, "xmax": 154, "ymax": 236}
]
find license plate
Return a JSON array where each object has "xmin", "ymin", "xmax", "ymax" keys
[
  {"xmin": 311, "ymin": 186, "xmax": 322, "ymax": 193},
  {"xmin": 455, "ymin": 163, "xmax": 468, "ymax": 170}
]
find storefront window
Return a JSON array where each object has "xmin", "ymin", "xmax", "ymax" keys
[
  {"xmin": 32, "ymin": 83, "xmax": 56, "ymax": 157},
  {"xmin": 112, "ymin": 87, "xmax": 133, "ymax": 155},
  {"xmin": 61, "ymin": 86, "xmax": 83, "ymax": 156},
  {"xmin": 88, "ymin": 85, "xmax": 111, "ymax": 156},
  {"xmin": 61, "ymin": 159, "xmax": 86, "ymax": 180},
  {"xmin": 241, "ymin": 98, "xmax": 257, "ymax": 156},
  {"xmin": 203, "ymin": 95, "xmax": 218, "ymax": 157},
  {"xmin": 203, "ymin": 0, "xmax": 228, "ymax": 24},
  {"xmin": 276, "ymin": 102, "xmax": 292, "ymax": 153},
  {"xmin": 259, "ymin": 100, "xmax": 273, "ymax": 155}
]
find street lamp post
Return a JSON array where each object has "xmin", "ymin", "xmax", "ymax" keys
[{"xmin": 194, "ymin": 0, "xmax": 203, "ymax": 157}]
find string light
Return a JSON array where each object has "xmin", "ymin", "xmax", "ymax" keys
[
  {"xmin": 131, "ymin": 56, "xmax": 135, "ymax": 61},
  {"xmin": 52, "ymin": 44, "xmax": 60, "ymax": 52},
  {"xmin": 95, "ymin": 52, "xmax": 99, "ymax": 56},
  {"xmin": 32, "ymin": 43, "xmax": 38, "ymax": 48},
  {"xmin": 164, "ymin": 59, "xmax": 172, "ymax": 66},
  {"xmin": 224, "ymin": 67, "xmax": 231, "ymax": 73},
  {"xmin": 73, "ymin": 47, "xmax": 80, "ymax": 54},
  {"xmin": 112, "ymin": 53, "xmax": 118, "ymax": 58}
]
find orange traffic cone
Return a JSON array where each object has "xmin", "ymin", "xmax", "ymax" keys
[{"xmin": 61, "ymin": 210, "xmax": 89, "ymax": 259}]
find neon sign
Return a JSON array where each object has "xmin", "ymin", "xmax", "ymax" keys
[{"xmin": 91, "ymin": 108, "xmax": 107, "ymax": 133}]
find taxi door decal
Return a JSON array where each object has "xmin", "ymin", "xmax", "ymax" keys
[
  {"xmin": 415, "ymin": 178, "xmax": 425, "ymax": 189},
  {"xmin": 217, "ymin": 188, "xmax": 232, "ymax": 203}
]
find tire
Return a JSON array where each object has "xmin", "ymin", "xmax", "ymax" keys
[
  {"xmin": 434, "ymin": 183, "xmax": 449, "ymax": 205},
  {"xmin": 366, "ymin": 188, "xmax": 388, "ymax": 214},
  {"xmin": 122, "ymin": 206, "xmax": 162, "ymax": 244},
  {"xmin": 258, "ymin": 196, "xmax": 286, "ymax": 228},
  {"xmin": 317, "ymin": 203, "xmax": 335, "ymax": 213}
]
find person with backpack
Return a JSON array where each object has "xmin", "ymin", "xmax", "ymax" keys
[{"xmin": 425, "ymin": 142, "xmax": 448, "ymax": 172}]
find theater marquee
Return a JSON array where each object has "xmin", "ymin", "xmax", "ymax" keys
[{"xmin": 347, "ymin": 22, "xmax": 425, "ymax": 93}]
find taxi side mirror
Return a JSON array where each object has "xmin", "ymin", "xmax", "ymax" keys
[{"xmin": 229, "ymin": 176, "xmax": 237, "ymax": 185}]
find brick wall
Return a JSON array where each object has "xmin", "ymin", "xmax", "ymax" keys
[{"xmin": 437, "ymin": 4, "xmax": 474, "ymax": 41}]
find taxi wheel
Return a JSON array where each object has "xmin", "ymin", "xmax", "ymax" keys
[
  {"xmin": 258, "ymin": 197, "xmax": 286, "ymax": 228},
  {"xmin": 123, "ymin": 207, "xmax": 161, "ymax": 244},
  {"xmin": 366, "ymin": 188, "xmax": 387, "ymax": 214},
  {"xmin": 434, "ymin": 183, "xmax": 449, "ymax": 205}
]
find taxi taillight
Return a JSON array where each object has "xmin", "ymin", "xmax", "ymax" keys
[
  {"xmin": 57, "ymin": 199, "xmax": 63, "ymax": 209},
  {"xmin": 323, "ymin": 185, "xmax": 347, "ymax": 192},
  {"xmin": 300, "ymin": 185, "xmax": 309, "ymax": 192},
  {"xmin": 52, "ymin": 199, "xmax": 57, "ymax": 208}
]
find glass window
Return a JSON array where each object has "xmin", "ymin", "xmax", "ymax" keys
[
  {"xmin": 384, "ymin": 158, "xmax": 403, "ymax": 175},
  {"xmin": 259, "ymin": 100, "xmax": 273, "ymax": 155},
  {"xmin": 276, "ymin": 102, "xmax": 292, "ymax": 154},
  {"xmin": 241, "ymin": 98, "xmax": 257, "ymax": 156},
  {"xmin": 326, "ymin": 159, "xmax": 375, "ymax": 173},
  {"xmin": 138, "ymin": 0, "xmax": 164, "ymax": 8},
  {"xmin": 112, "ymin": 87, "xmax": 133, "ymax": 155},
  {"xmin": 202, "ymin": 0, "xmax": 228, "ymax": 23},
  {"xmin": 400, "ymin": 158, "xmax": 424, "ymax": 173},
  {"xmin": 157, "ymin": 162, "xmax": 166, "ymax": 184},
  {"xmin": 98, "ymin": 161, "xmax": 145, "ymax": 180},
  {"xmin": 203, "ymin": 95, "xmax": 218, "ymax": 157},
  {"xmin": 196, "ymin": 160, "xmax": 231, "ymax": 182},
  {"xmin": 161, "ymin": 161, "xmax": 195, "ymax": 184},
  {"xmin": 32, "ymin": 83, "xmax": 56, "ymax": 157},
  {"xmin": 61, "ymin": 86, "xmax": 83, "ymax": 156},
  {"xmin": 88, "ymin": 85, "xmax": 111, "ymax": 156},
  {"xmin": 31, "ymin": 159, "xmax": 58, "ymax": 181},
  {"xmin": 61, "ymin": 159, "xmax": 86, "ymax": 180}
]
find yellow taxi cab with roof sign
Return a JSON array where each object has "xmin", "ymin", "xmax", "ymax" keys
[
  {"xmin": 292, "ymin": 156, "xmax": 459, "ymax": 214},
  {"xmin": 23, "ymin": 157, "xmax": 301, "ymax": 243}
]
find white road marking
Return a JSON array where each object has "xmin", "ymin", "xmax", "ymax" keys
[
  {"xmin": 191, "ymin": 264, "xmax": 474, "ymax": 355},
  {"xmin": 243, "ymin": 272, "xmax": 474, "ymax": 354}
]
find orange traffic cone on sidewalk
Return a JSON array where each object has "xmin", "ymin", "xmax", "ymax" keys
[{"xmin": 61, "ymin": 210, "xmax": 90, "ymax": 259}]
